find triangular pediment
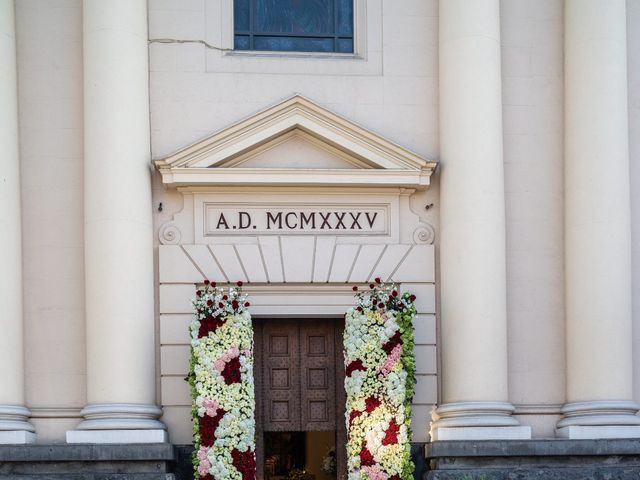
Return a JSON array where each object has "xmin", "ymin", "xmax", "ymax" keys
[{"xmin": 154, "ymin": 95, "xmax": 436, "ymax": 188}]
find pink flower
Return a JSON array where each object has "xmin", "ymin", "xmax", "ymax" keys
[
  {"xmin": 197, "ymin": 457, "xmax": 211, "ymax": 476},
  {"xmin": 203, "ymin": 399, "xmax": 219, "ymax": 417},
  {"xmin": 229, "ymin": 346, "xmax": 240, "ymax": 358},
  {"xmin": 197, "ymin": 447, "xmax": 209, "ymax": 461},
  {"xmin": 214, "ymin": 359, "xmax": 226, "ymax": 372},
  {"xmin": 379, "ymin": 343, "xmax": 402, "ymax": 376},
  {"xmin": 362, "ymin": 465, "xmax": 388, "ymax": 480},
  {"xmin": 243, "ymin": 348, "xmax": 252, "ymax": 358}
]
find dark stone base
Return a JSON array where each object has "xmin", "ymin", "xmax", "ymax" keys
[
  {"xmin": 425, "ymin": 439, "xmax": 640, "ymax": 480},
  {"xmin": 0, "ymin": 444, "xmax": 176, "ymax": 480}
]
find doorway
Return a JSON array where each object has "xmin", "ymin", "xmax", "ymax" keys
[{"xmin": 253, "ymin": 318, "xmax": 346, "ymax": 480}]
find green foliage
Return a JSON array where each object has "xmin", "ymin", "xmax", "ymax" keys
[{"xmin": 397, "ymin": 292, "xmax": 417, "ymax": 480}]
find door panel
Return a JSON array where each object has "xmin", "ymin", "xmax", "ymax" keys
[
  {"xmin": 262, "ymin": 319, "xmax": 301, "ymax": 431},
  {"xmin": 301, "ymin": 320, "xmax": 336, "ymax": 431}
]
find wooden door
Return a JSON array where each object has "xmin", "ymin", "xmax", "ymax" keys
[{"xmin": 254, "ymin": 318, "xmax": 346, "ymax": 479}]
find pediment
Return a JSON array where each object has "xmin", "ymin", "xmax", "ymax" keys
[{"xmin": 154, "ymin": 95, "xmax": 436, "ymax": 188}]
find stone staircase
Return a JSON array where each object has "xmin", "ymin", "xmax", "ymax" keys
[{"xmin": 0, "ymin": 444, "xmax": 177, "ymax": 480}]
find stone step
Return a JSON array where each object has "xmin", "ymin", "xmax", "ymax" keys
[
  {"xmin": 426, "ymin": 467, "xmax": 640, "ymax": 480},
  {"xmin": 0, "ymin": 475, "xmax": 175, "ymax": 480}
]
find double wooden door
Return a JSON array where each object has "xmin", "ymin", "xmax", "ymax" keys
[{"xmin": 253, "ymin": 318, "xmax": 346, "ymax": 479}]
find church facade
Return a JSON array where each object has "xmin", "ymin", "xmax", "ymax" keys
[{"xmin": 1, "ymin": 0, "xmax": 640, "ymax": 478}]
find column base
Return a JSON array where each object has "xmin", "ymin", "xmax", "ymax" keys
[
  {"xmin": 430, "ymin": 401, "xmax": 531, "ymax": 441},
  {"xmin": 66, "ymin": 429, "xmax": 168, "ymax": 444},
  {"xmin": 0, "ymin": 431, "xmax": 36, "ymax": 444},
  {"xmin": 66, "ymin": 403, "xmax": 167, "ymax": 444},
  {"xmin": 0, "ymin": 405, "xmax": 36, "ymax": 444},
  {"xmin": 556, "ymin": 400, "xmax": 640, "ymax": 439}
]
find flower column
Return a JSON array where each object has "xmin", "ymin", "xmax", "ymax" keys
[
  {"xmin": 0, "ymin": 0, "xmax": 36, "ymax": 444},
  {"xmin": 66, "ymin": 0, "xmax": 166, "ymax": 443},
  {"xmin": 431, "ymin": 0, "xmax": 530, "ymax": 440},
  {"xmin": 557, "ymin": 0, "xmax": 640, "ymax": 439}
]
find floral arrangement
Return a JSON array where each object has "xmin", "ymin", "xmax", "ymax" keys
[
  {"xmin": 321, "ymin": 446, "xmax": 337, "ymax": 475},
  {"xmin": 188, "ymin": 280, "xmax": 256, "ymax": 480},
  {"xmin": 344, "ymin": 278, "xmax": 417, "ymax": 480}
]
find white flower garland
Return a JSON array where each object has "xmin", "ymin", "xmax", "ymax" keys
[
  {"xmin": 344, "ymin": 279, "xmax": 417, "ymax": 480},
  {"xmin": 189, "ymin": 280, "xmax": 256, "ymax": 480}
]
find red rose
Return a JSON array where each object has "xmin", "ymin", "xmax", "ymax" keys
[
  {"xmin": 206, "ymin": 300, "xmax": 213, "ymax": 306},
  {"xmin": 232, "ymin": 300, "xmax": 239, "ymax": 310},
  {"xmin": 211, "ymin": 282, "xmax": 217, "ymax": 287},
  {"xmin": 199, "ymin": 408, "xmax": 226, "ymax": 447},
  {"xmin": 244, "ymin": 302, "xmax": 250, "ymax": 307},
  {"xmin": 222, "ymin": 356, "xmax": 242, "ymax": 385},
  {"xmin": 365, "ymin": 396, "xmax": 381, "ymax": 413},
  {"xmin": 359, "ymin": 446, "xmax": 375, "ymax": 466},
  {"xmin": 377, "ymin": 302, "xmax": 385, "ymax": 309},
  {"xmin": 196, "ymin": 290, "xmax": 202, "ymax": 297},
  {"xmin": 356, "ymin": 306, "xmax": 363, "ymax": 312},
  {"xmin": 218, "ymin": 302, "xmax": 224, "ymax": 308},
  {"xmin": 345, "ymin": 359, "xmax": 366, "ymax": 377},
  {"xmin": 392, "ymin": 290, "xmax": 398, "ymax": 297},
  {"xmin": 198, "ymin": 316, "xmax": 226, "ymax": 338},
  {"xmin": 352, "ymin": 285, "xmax": 358, "ymax": 291},
  {"xmin": 382, "ymin": 331, "xmax": 402, "ymax": 354},
  {"xmin": 375, "ymin": 277, "xmax": 381, "ymax": 284},
  {"xmin": 369, "ymin": 283, "xmax": 375, "ymax": 289},
  {"xmin": 410, "ymin": 294, "xmax": 416, "ymax": 302},
  {"xmin": 231, "ymin": 447, "xmax": 256, "ymax": 480},
  {"xmin": 204, "ymin": 279, "xmax": 210, "ymax": 285},
  {"xmin": 237, "ymin": 281, "xmax": 243, "ymax": 287},
  {"xmin": 349, "ymin": 409, "xmax": 361, "ymax": 427},
  {"xmin": 223, "ymin": 295, "xmax": 228, "ymax": 300},
  {"xmin": 382, "ymin": 418, "xmax": 400, "ymax": 445},
  {"xmin": 390, "ymin": 475, "xmax": 400, "ymax": 480}
]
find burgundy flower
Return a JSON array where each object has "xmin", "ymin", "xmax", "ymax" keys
[
  {"xmin": 369, "ymin": 283, "xmax": 375, "ymax": 289},
  {"xmin": 375, "ymin": 277, "xmax": 381, "ymax": 284},
  {"xmin": 211, "ymin": 281, "xmax": 217, "ymax": 287},
  {"xmin": 218, "ymin": 302, "xmax": 224, "ymax": 308},
  {"xmin": 349, "ymin": 409, "xmax": 361, "ymax": 427},
  {"xmin": 382, "ymin": 331, "xmax": 402, "ymax": 355},
  {"xmin": 382, "ymin": 418, "xmax": 400, "ymax": 445},
  {"xmin": 206, "ymin": 299, "xmax": 213, "ymax": 306},
  {"xmin": 200, "ymin": 475, "xmax": 214, "ymax": 480},
  {"xmin": 223, "ymin": 295, "xmax": 228, "ymax": 300},
  {"xmin": 352, "ymin": 285, "xmax": 358, "ymax": 291},
  {"xmin": 198, "ymin": 316, "xmax": 226, "ymax": 338},
  {"xmin": 231, "ymin": 448, "xmax": 256, "ymax": 480},
  {"xmin": 196, "ymin": 290, "xmax": 202, "ymax": 297},
  {"xmin": 409, "ymin": 294, "xmax": 416, "ymax": 302},
  {"xmin": 204, "ymin": 279, "xmax": 210, "ymax": 285},
  {"xmin": 356, "ymin": 306, "xmax": 363, "ymax": 312},
  {"xmin": 244, "ymin": 302, "xmax": 251, "ymax": 307},
  {"xmin": 390, "ymin": 475, "xmax": 400, "ymax": 480},
  {"xmin": 199, "ymin": 408, "xmax": 225, "ymax": 447},
  {"xmin": 232, "ymin": 300, "xmax": 239, "ymax": 310},
  {"xmin": 365, "ymin": 396, "xmax": 381, "ymax": 413},
  {"xmin": 222, "ymin": 356, "xmax": 242, "ymax": 385},
  {"xmin": 237, "ymin": 281, "xmax": 243, "ymax": 287},
  {"xmin": 359, "ymin": 445, "xmax": 375, "ymax": 466},
  {"xmin": 392, "ymin": 290, "xmax": 398, "ymax": 297},
  {"xmin": 345, "ymin": 359, "xmax": 366, "ymax": 377},
  {"xmin": 377, "ymin": 302, "xmax": 385, "ymax": 309}
]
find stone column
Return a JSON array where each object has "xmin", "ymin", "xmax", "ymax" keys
[
  {"xmin": 431, "ymin": 0, "xmax": 530, "ymax": 441},
  {"xmin": 66, "ymin": 0, "xmax": 166, "ymax": 443},
  {"xmin": 0, "ymin": 0, "xmax": 36, "ymax": 445},
  {"xmin": 557, "ymin": 0, "xmax": 640, "ymax": 439}
]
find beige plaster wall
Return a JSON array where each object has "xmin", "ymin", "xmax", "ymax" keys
[
  {"xmin": 500, "ymin": 0, "xmax": 565, "ymax": 437},
  {"xmin": 15, "ymin": 0, "xmax": 86, "ymax": 442},
  {"xmin": 629, "ymin": 0, "xmax": 640, "ymax": 406}
]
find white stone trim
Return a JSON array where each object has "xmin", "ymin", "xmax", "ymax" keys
[
  {"xmin": 72, "ymin": 403, "xmax": 166, "ymax": 431},
  {"xmin": 0, "ymin": 405, "xmax": 35, "ymax": 433},
  {"xmin": 66, "ymin": 429, "xmax": 168, "ymax": 444},
  {"xmin": 556, "ymin": 400, "xmax": 640, "ymax": 428}
]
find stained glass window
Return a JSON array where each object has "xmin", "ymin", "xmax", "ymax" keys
[{"xmin": 234, "ymin": 0, "xmax": 354, "ymax": 53}]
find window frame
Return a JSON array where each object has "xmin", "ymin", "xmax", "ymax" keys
[{"xmin": 233, "ymin": 0, "xmax": 355, "ymax": 54}]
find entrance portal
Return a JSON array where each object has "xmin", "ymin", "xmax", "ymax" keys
[{"xmin": 253, "ymin": 318, "xmax": 347, "ymax": 480}]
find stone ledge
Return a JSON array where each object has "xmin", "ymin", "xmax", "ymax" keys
[
  {"xmin": 0, "ymin": 444, "xmax": 175, "ymax": 462},
  {"xmin": 426, "ymin": 438, "xmax": 640, "ymax": 458}
]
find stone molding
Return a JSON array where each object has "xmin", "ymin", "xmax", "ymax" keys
[
  {"xmin": 0, "ymin": 405, "xmax": 35, "ymax": 432},
  {"xmin": 74, "ymin": 403, "xmax": 166, "ymax": 431},
  {"xmin": 557, "ymin": 400, "xmax": 640, "ymax": 428},
  {"xmin": 431, "ymin": 401, "xmax": 521, "ymax": 429}
]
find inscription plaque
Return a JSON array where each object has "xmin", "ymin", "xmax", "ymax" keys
[{"xmin": 204, "ymin": 203, "xmax": 389, "ymax": 236}]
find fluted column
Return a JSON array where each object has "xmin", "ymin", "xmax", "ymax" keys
[
  {"xmin": 66, "ymin": 0, "xmax": 166, "ymax": 443},
  {"xmin": 431, "ymin": 0, "xmax": 530, "ymax": 441},
  {"xmin": 557, "ymin": 0, "xmax": 639, "ymax": 439},
  {"xmin": 0, "ymin": 0, "xmax": 36, "ymax": 445}
]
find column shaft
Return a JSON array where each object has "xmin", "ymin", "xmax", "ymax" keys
[
  {"xmin": 67, "ymin": 0, "xmax": 165, "ymax": 443},
  {"xmin": 432, "ymin": 0, "xmax": 529, "ymax": 440},
  {"xmin": 559, "ymin": 0, "xmax": 639, "ymax": 439},
  {"xmin": 0, "ymin": 0, "xmax": 35, "ymax": 444}
]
